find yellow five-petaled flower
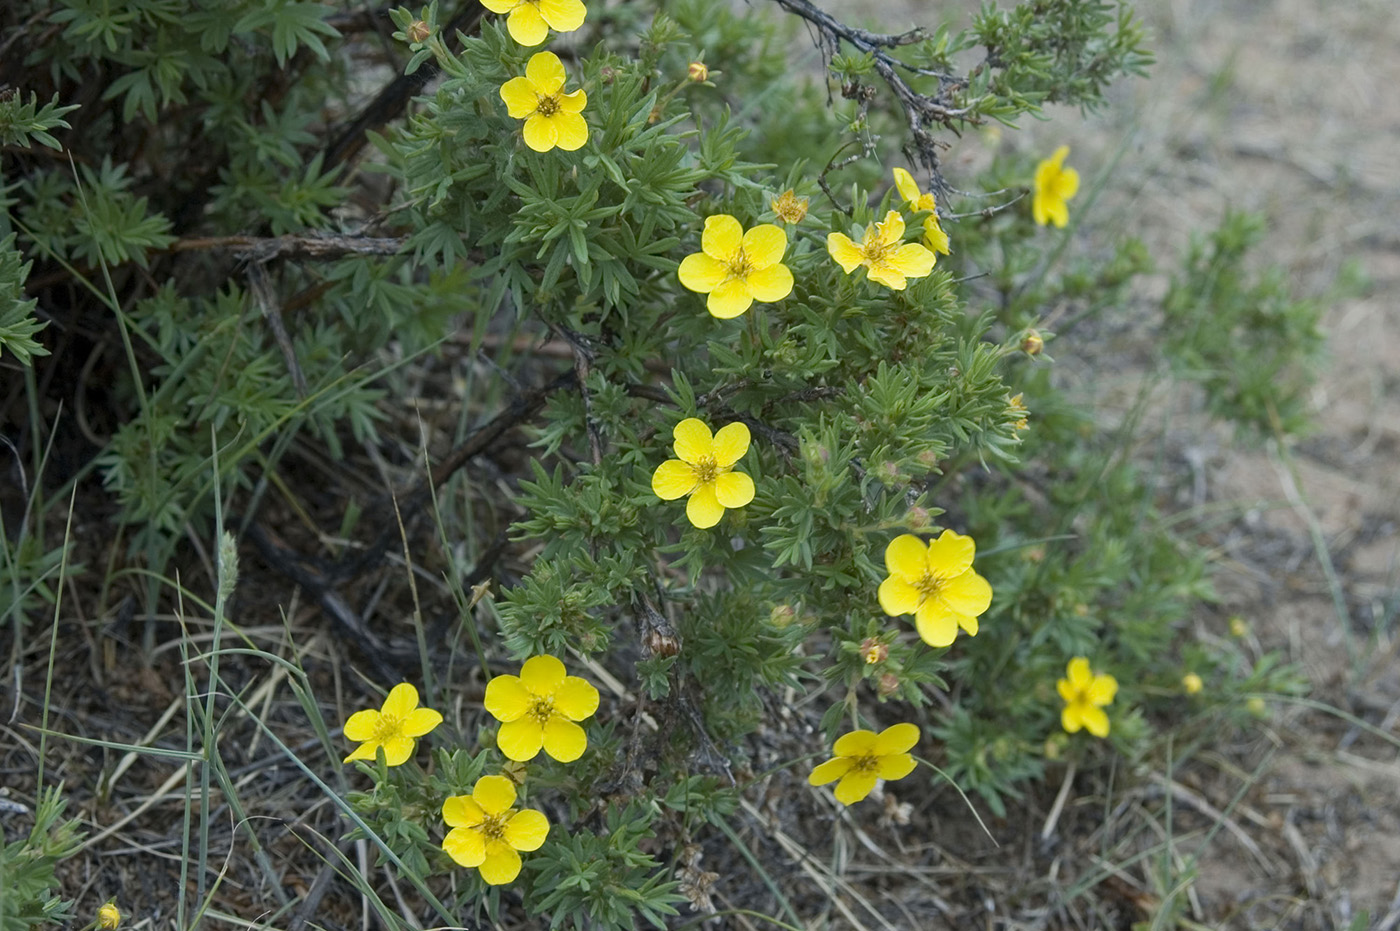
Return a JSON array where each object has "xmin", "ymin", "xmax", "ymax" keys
[
  {"xmin": 485, "ymin": 655, "xmax": 600, "ymax": 762},
  {"xmin": 892, "ymin": 168, "xmax": 950, "ymax": 257},
  {"xmin": 343, "ymin": 683, "xmax": 443, "ymax": 766},
  {"xmin": 808, "ymin": 723, "xmax": 919, "ymax": 805},
  {"xmin": 1058, "ymin": 657, "xmax": 1117, "ymax": 737},
  {"xmin": 500, "ymin": 52, "xmax": 588, "ymax": 153},
  {"xmin": 1032, "ymin": 145, "xmax": 1080, "ymax": 228},
  {"xmin": 826, "ymin": 210, "xmax": 936, "ymax": 291},
  {"xmin": 480, "ymin": 0, "xmax": 586, "ymax": 47},
  {"xmin": 677, "ymin": 215, "xmax": 795, "ymax": 319},
  {"xmin": 651, "ymin": 418, "xmax": 755, "ymax": 528},
  {"xmin": 442, "ymin": 774, "xmax": 550, "ymax": 885},
  {"xmin": 878, "ymin": 531, "xmax": 993, "ymax": 648}
]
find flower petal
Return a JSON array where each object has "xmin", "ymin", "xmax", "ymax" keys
[
  {"xmin": 685, "ymin": 483, "xmax": 725, "ymax": 528},
  {"xmin": 677, "ymin": 253, "xmax": 728, "ymax": 294},
  {"xmin": 701, "ymin": 214, "xmax": 743, "ymax": 262},
  {"xmin": 914, "ymin": 601, "xmax": 960, "ymax": 648},
  {"xmin": 484, "ymin": 675, "xmax": 531, "ymax": 722},
  {"xmin": 552, "ymin": 111, "xmax": 588, "ymax": 151},
  {"xmin": 1055, "ymin": 165, "xmax": 1080, "ymax": 201},
  {"xmin": 712, "ymin": 470, "xmax": 754, "ymax": 509},
  {"xmin": 499, "ymin": 77, "xmax": 538, "ymax": 119},
  {"xmin": 343, "ymin": 741, "xmax": 379, "ymax": 763},
  {"xmin": 959, "ymin": 612, "xmax": 979, "ymax": 637},
  {"xmin": 478, "ymin": 843, "xmax": 523, "ymax": 885},
  {"xmin": 874, "ymin": 722, "xmax": 920, "ymax": 755},
  {"xmin": 1066, "ymin": 657, "xmax": 1093, "ymax": 689},
  {"xmin": 1088, "ymin": 673, "xmax": 1118, "ymax": 707},
  {"xmin": 884, "ymin": 534, "xmax": 929, "ymax": 581},
  {"xmin": 831, "ymin": 729, "xmax": 878, "ymax": 757},
  {"xmin": 706, "ymin": 277, "xmax": 754, "ymax": 319},
  {"xmin": 1056, "ymin": 677, "xmax": 1076, "ymax": 703},
  {"xmin": 479, "ymin": 0, "xmax": 517, "ymax": 13},
  {"xmin": 808, "ymin": 757, "xmax": 854, "ymax": 786},
  {"xmin": 473, "ymin": 774, "xmax": 518, "ymax": 815},
  {"xmin": 379, "ymin": 735, "xmax": 415, "ymax": 767},
  {"xmin": 504, "ymin": 809, "xmax": 550, "ymax": 851},
  {"xmin": 741, "ymin": 224, "xmax": 787, "ymax": 268},
  {"xmin": 892, "ymin": 167, "xmax": 920, "ymax": 204},
  {"xmin": 557, "ymin": 87, "xmax": 587, "ymax": 113},
  {"xmin": 525, "ymin": 53, "xmax": 566, "ymax": 95},
  {"xmin": 539, "ymin": 0, "xmax": 586, "ymax": 32},
  {"xmin": 506, "ymin": 3, "xmax": 550, "ymax": 46},
  {"xmin": 938, "ymin": 569, "xmax": 992, "ymax": 618},
  {"xmin": 877, "ymin": 752, "xmax": 917, "ymax": 782},
  {"xmin": 553, "ymin": 676, "xmax": 600, "ymax": 720},
  {"xmin": 342, "ymin": 709, "xmax": 380, "ymax": 742},
  {"xmin": 878, "ymin": 576, "xmax": 922, "ymax": 617},
  {"xmin": 743, "ymin": 263, "xmax": 794, "ymax": 303},
  {"xmin": 925, "ymin": 530, "xmax": 974, "ymax": 577},
  {"xmin": 520, "ymin": 654, "xmax": 567, "ymax": 693},
  {"xmin": 497, "ymin": 718, "xmax": 545, "ymax": 761},
  {"xmin": 652, "ymin": 459, "xmax": 699, "ymax": 500},
  {"xmin": 542, "ymin": 717, "xmax": 588, "ymax": 762},
  {"xmin": 889, "ymin": 242, "xmax": 936, "ymax": 279},
  {"xmin": 711, "ymin": 422, "xmax": 751, "ymax": 468},
  {"xmin": 673, "ymin": 418, "xmax": 714, "ymax": 464},
  {"xmin": 1061, "ymin": 705, "xmax": 1084, "ymax": 734},
  {"xmin": 874, "ymin": 210, "xmax": 905, "ymax": 245},
  {"xmin": 382, "ymin": 683, "xmax": 420, "ymax": 719},
  {"xmin": 865, "ymin": 262, "xmax": 908, "ymax": 291},
  {"xmin": 443, "ymin": 794, "xmax": 485, "ymax": 828},
  {"xmin": 923, "ymin": 216, "xmax": 951, "ymax": 255},
  {"xmin": 442, "ymin": 826, "xmax": 486, "ymax": 867},
  {"xmin": 521, "ymin": 114, "xmax": 559, "ymax": 152},
  {"xmin": 826, "ymin": 232, "xmax": 864, "ymax": 272},
  {"xmin": 834, "ymin": 770, "xmax": 879, "ymax": 805},
  {"xmin": 401, "ymin": 707, "xmax": 443, "ymax": 738},
  {"xmin": 1080, "ymin": 705, "xmax": 1110, "ymax": 738}
]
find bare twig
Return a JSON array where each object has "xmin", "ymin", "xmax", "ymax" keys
[{"xmin": 168, "ymin": 233, "xmax": 408, "ymax": 261}]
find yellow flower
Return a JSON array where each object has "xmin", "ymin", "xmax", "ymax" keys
[
  {"xmin": 1008, "ymin": 393, "xmax": 1029, "ymax": 431},
  {"xmin": 826, "ymin": 210, "xmax": 936, "ymax": 290},
  {"xmin": 485, "ymin": 655, "xmax": 600, "ymax": 762},
  {"xmin": 1032, "ymin": 145, "xmax": 1080, "ymax": 228},
  {"xmin": 343, "ymin": 683, "xmax": 443, "ymax": 766},
  {"xmin": 687, "ymin": 61, "xmax": 709, "ymax": 82},
  {"xmin": 97, "ymin": 902, "xmax": 121, "ymax": 930},
  {"xmin": 499, "ymin": 52, "xmax": 588, "ymax": 153},
  {"xmin": 676, "ymin": 215, "xmax": 794, "ymax": 319},
  {"xmin": 1182, "ymin": 672, "xmax": 1203, "ymax": 695},
  {"xmin": 1057, "ymin": 657, "xmax": 1117, "ymax": 737},
  {"xmin": 480, "ymin": 0, "xmax": 585, "ymax": 46},
  {"xmin": 891, "ymin": 168, "xmax": 950, "ymax": 256},
  {"xmin": 877, "ymin": 532, "xmax": 993, "ymax": 648},
  {"xmin": 442, "ymin": 774, "xmax": 549, "ymax": 885},
  {"xmin": 808, "ymin": 723, "xmax": 919, "ymax": 804},
  {"xmin": 651, "ymin": 418, "xmax": 755, "ymax": 528},
  {"xmin": 771, "ymin": 189, "xmax": 809, "ymax": 225}
]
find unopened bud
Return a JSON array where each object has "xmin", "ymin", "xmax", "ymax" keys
[
  {"xmin": 406, "ymin": 20, "xmax": 431, "ymax": 43},
  {"xmin": 859, "ymin": 638, "xmax": 887, "ymax": 665},
  {"xmin": 1246, "ymin": 696, "xmax": 1267, "ymax": 718},
  {"xmin": 1021, "ymin": 330, "xmax": 1043, "ymax": 355},
  {"xmin": 501, "ymin": 760, "xmax": 529, "ymax": 786},
  {"xmin": 770, "ymin": 604, "xmax": 797, "ymax": 626},
  {"xmin": 599, "ymin": 65, "xmax": 618, "ymax": 84},
  {"xmin": 905, "ymin": 506, "xmax": 931, "ymax": 530},
  {"xmin": 98, "ymin": 903, "xmax": 121, "ymax": 931},
  {"xmin": 687, "ymin": 61, "xmax": 709, "ymax": 82},
  {"xmin": 877, "ymin": 672, "xmax": 900, "ymax": 697},
  {"xmin": 1181, "ymin": 673, "xmax": 1203, "ymax": 695},
  {"xmin": 1229, "ymin": 616, "xmax": 1249, "ymax": 638}
]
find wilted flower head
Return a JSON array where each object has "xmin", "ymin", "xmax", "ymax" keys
[{"xmin": 771, "ymin": 189, "xmax": 809, "ymax": 224}]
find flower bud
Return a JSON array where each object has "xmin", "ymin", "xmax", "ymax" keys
[
  {"xmin": 98, "ymin": 903, "xmax": 121, "ymax": 930},
  {"xmin": 1246, "ymin": 696, "xmax": 1268, "ymax": 718},
  {"xmin": 1021, "ymin": 330, "xmax": 1043, "ymax": 355},
  {"xmin": 905, "ymin": 506, "xmax": 931, "ymax": 530},
  {"xmin": 1181, "ymin": 673, "xmax": 1203, "ymax": 695},
  {"xmin": 406, "ymin": 20, "xmax": 431, "ymax": 43},
  {"xmin": 771, "ymin": 189, "xmax": 809, "ymax": 224},
  {"xmin": 877, "ymin": 672, "xmax": 900, "ymax": 697},
  {"xmin": 859, "ymin": 638, "xmax": 887, "ymax": 665},
  {"xmin": 770, "ymin": 604, "xmax": 797, "ymax": 626},
  {"xmin": 1229, "ymin": 616, "xmax": 1249, "ymax": 638},
  {"xmin": 687, "ymin": 61, "xmax": 709, "ymax": 82}
]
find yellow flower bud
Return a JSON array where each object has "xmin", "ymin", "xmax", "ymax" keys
[
  {"xmin": 687, "ymin": 61, "xmax": 709, "ymax": 83},
  {"xmin": 859, "ymin": 638, "xmax": 887, "ymax": 665},
  {"xmin": 1246, "ymin": 696, "xmax": 1267, "ymax": 717},
  {"xmin": 1021, "ymin": 330, "xmax": 1043, "ymax": 355},
  {"xmin": 98, "ymin": 903, "xmax": 121, "ymax": 930},
  {"xmin": 771, "ymin": 189, "xmax": 809, "ymax": 225},
  {"xmin": 1229, "ymin": 616, "xmax": 1249, "ymax": 638},
  {"xmin": 1181, "ymin": 673, "xmax": 1203, "ymax": 695}
]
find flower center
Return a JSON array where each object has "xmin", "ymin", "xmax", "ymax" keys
[
  {"xmin": 372, "ymin": 714, "xmax": 402, "ymax": 741},
  {"xmin": 478, "ymin": 812, "xmax": 509, "ymax": 842},
  {"xmin": 850, "ymin": 753, "xmax": 880, "ymax": 774},
  {"xmin": 725, "ymin": 249, "xmax": 753, "ymax": 280},
  {"xmin": 692, "ymin": 456, "xmax": 719, "ymax": 484},
  {"xmin": 914, "ymin": 572, "xmax": 944, "ymax": 601},
  {"xmin": 528, "ymin": 698, "xmax": 556, "ymax": 725},
  {"xmin": 536, "ymin": 94, "xmax": 560, "ymax": 117},
  {"xmin": 861, "ymin": 238, "xmax": 892, "ymax": 265}
]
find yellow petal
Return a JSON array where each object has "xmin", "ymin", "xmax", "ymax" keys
[
  {"xmin": 343, "ymin": 741, "xmax": 379, "ymax": 764},
  {"xmin": 834, "ymin": 770, "xmax": 878, "ymax": 805},
  {"xmin": 506, "ymin": 4, "xmax": 550, "ymax": 46},
  {"xmin": 831, "ymin": 729, "xmax": 878, "ymax": 757},
  {"xmin": 484, "ymin": 675, "xmax": 531, "ymax": 722},
  {"xmin": 925, "ymin": 530, "xmax": 974, "ymax": 577},
  {"xmin": 557, "ymin": 87, "xmax": 587, "ymax": 113},
  {"xmin": 892, "ymin": 167, "xmax": 921, "ymax": 204},
  {"xmin": 478, "ymin": 843, "xmax": 523, "ymax": 885},
  {"xmin": 499, "ymin": 77, "xmax": 538, "ymax": 119},
  {"xmin": 706, "ymin": 278, "xmax": 753, "ymax": 319},
  {"xmin": 382, "ymin": 683, "xmax": 420, "ymax": 719},
  {"xmin": 1032, "ymin": 190, "xmax": 1052, "ymax": 227},
  {"xmin": 826, "ymin": 232, "xmax": 864, "ymax": 272},
  {"xmin": 497, "ymin": 718, "xmax": 544, "ymax": 761},
  {"xmin": 743, "ymin": 263, "xmax": 793, "ymax": 303},
  {"xmin": 672, "ymin": 418, "xmax": 714, "ymax": 464},
  {"xmin": 401, "ymin": 707, "xmax": 443, "ymax": 738},
  {"xmin": 889, "ymin": 242, "xmax": 936, "ymax": 280},
  {"xmin": 1080, "ymin": 705, "xmax": 1110, "ymax": 738},
  {"xmin": 959, "ymin": 613, "xmax": 979, "ymax": 637},
  {"xmin": 539, "ymin": 0, "xmax": 586, "ymax": 32},
  {"xmin": 877, "ymin": 576, "xmax": 921, "ymax": 617},
  {"xmin": 526, "ymin": 52, "xmax": 564, "ymax": 94},
  {"xmin": 938, "ymin": 569, "xmax": 992, "ymax": 618},
  {"xmin": 712, "ymin": 471, "xmax": 754, "ymax": 509},
  {"xmin": 865, "ymin": 262, "xmax": 908, "ymax": 291},
  {"xmin": 923, "ymin": 216, "xmax": 950, "ymax": 255},
  {"xmin": 808, "ymin": 757, "xmax": 854, "ymax": 786},
  {"xmin": 473, "ymin": 774, "xmax": 518, "ymax": 816},
  {"xmin": 877, "ymin": 752, "xmax": 917, "ymax": 782},
  {"xmin": 685, "ymin": 483, "xmax": 725, "ymax": 528},
  {"xmin": 342, "ymin": 709, "xmax": 380, "ymax": 742},
  {"xmin": 479, "ymin": 0, "xmax": 517, "ymax": 13},
  {"xmin": 379, "ymin": 735, "xmax": 415, "ymax": 766},
  {"xmin": 553, "ymin": 676, "xmax": 600, "ymax": 720},
  {"xmin": 1055, "ymin": 165, "xmax": 1079, "ymax": 201},
  {"xmin": 874, "ymin": 722, "xmax": 920, "ymax": 755},
  {"xmin": 442, "ymin": 826, "xmax": 486, "ymax": 867},
  {"xmin": 711, "ymin": 421, "xmax": 750, "ymax": 468},
  {"xmin": 652, "ymin": 459, "xmax": 699, "ymax": 500},
  {"xmin": 504, "ymin": 809, "xmax": 550, "ymax": 851},
  {"xmin": 1056, "ymin": 677, "xmax": 1076, "ymax": 703},
  {"xmin": 914, "ymin": 602, "xmax": 960, "ymax": 648},
  {"xmin": 884, "ymin": 534, "xmax": 929, "ymax": 581},
  {"xmin": 1088, "ymin": 673, "xmax": 1118, "ymax": 707},
  {"xmin": 520, "ymin": 654, "xmax": 566, "ymax": 693},
  {"xmin": 1061, "ymin": 705, "xmax": 1084, "ymax": 734},
  {"xmin": 521, "ymin": 114, "xmax": 558, "ymax": 152},
  {"xmin": 442, "ymin": 794, "xmax": 485, "ymax": 829},
  {"xmin": 552, "ymin": 111, "xmax": 589, "ymax": 151},
  {"xmin": 740, "ymin": 224, "xmax": 787, "ymax": 268},
  {"xmin": 677, "ymin": 253, "xmax": 727, "ymax": 294},
  {"xmin": 1066, "ymin": 657, "xmax": 1093, "ymax": 689},
  {"xmin": 542, "ymin": 717, "xmax": 588, "ymax": 762},
  {"xmin": 701, "ymin": 214, "xmax": 743, "ymax": 262},
  {"xmin": 874, "ymin": 210, "xmax": 905, "ymax": 246}
]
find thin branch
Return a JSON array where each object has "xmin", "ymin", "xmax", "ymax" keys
[{"xmin": 166, "ymin": 233, "xmax": 408, "ymax": 261}]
